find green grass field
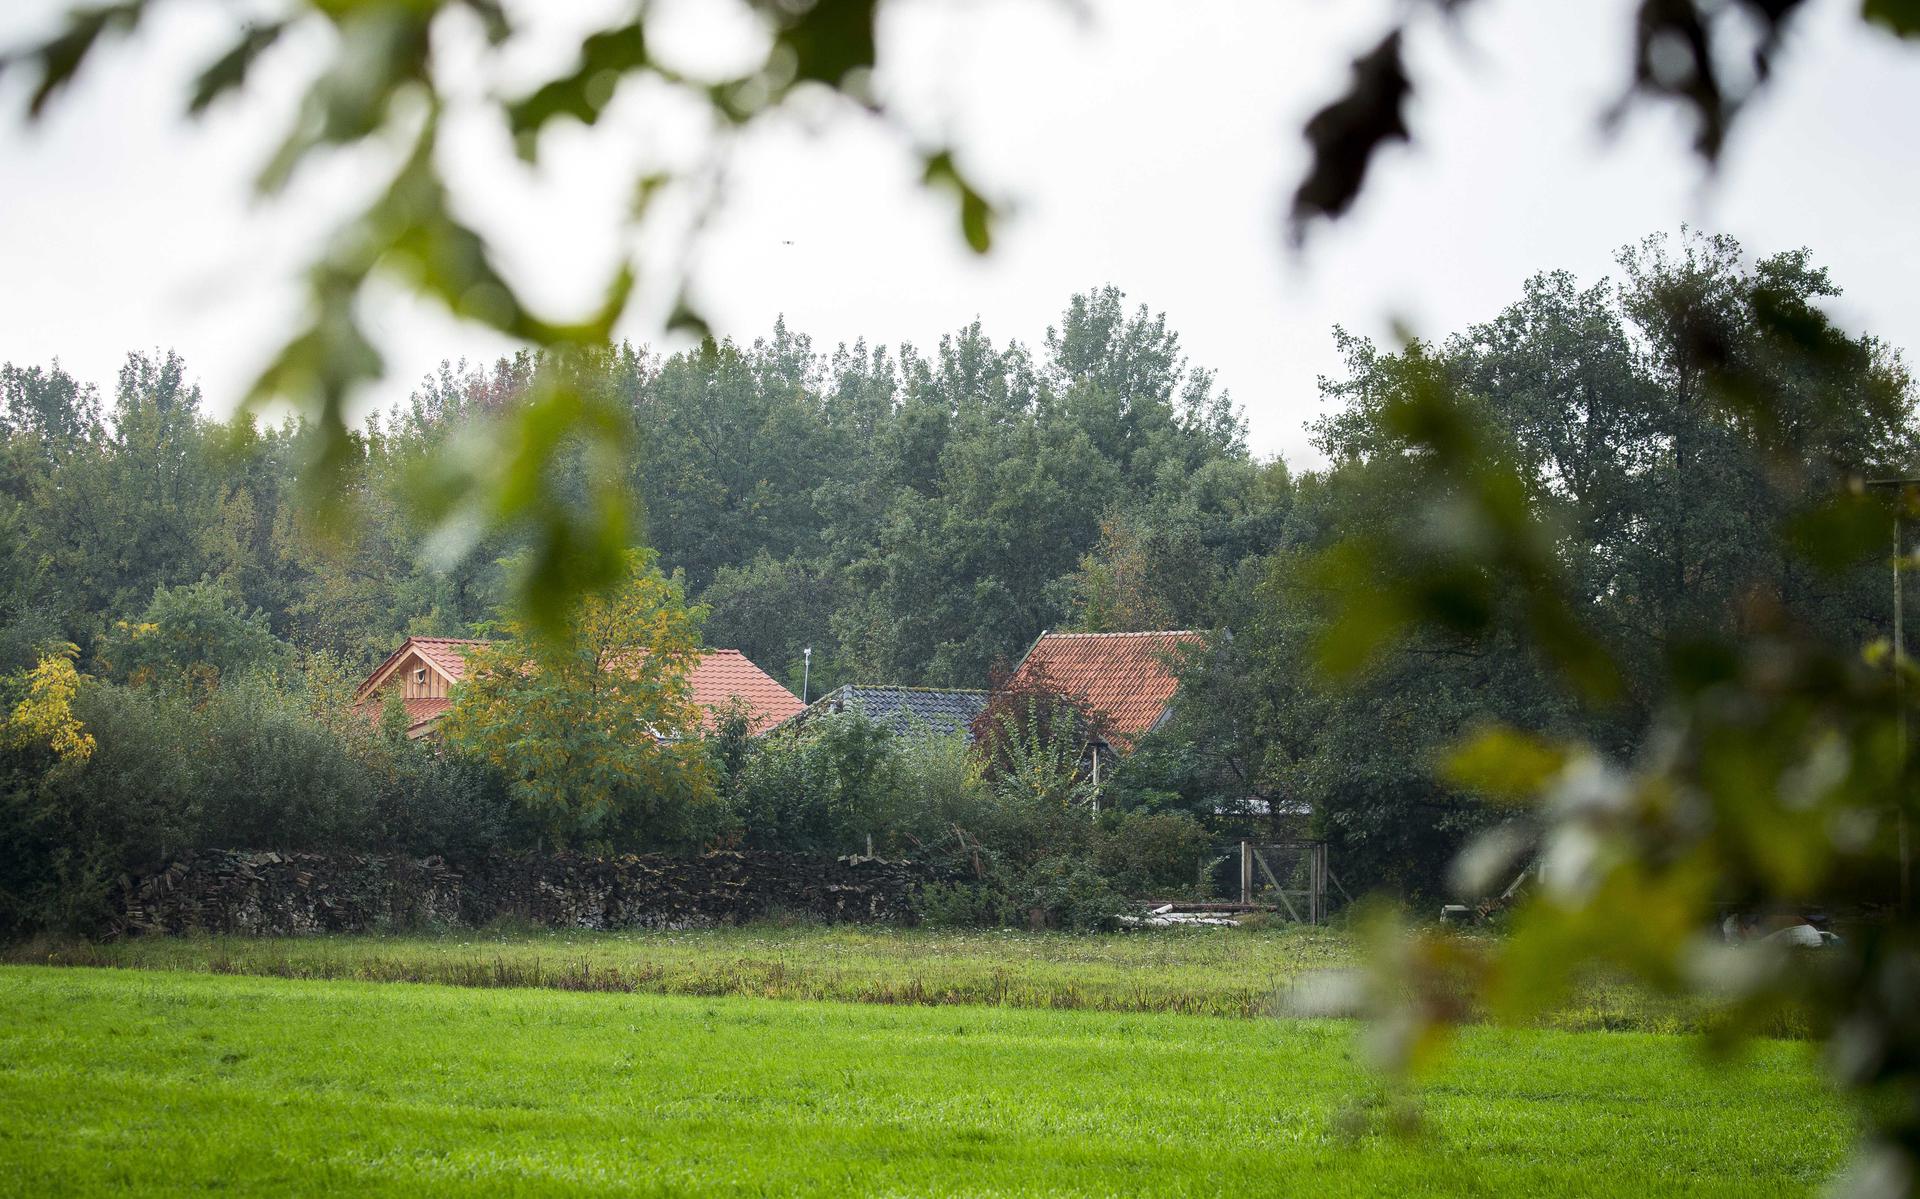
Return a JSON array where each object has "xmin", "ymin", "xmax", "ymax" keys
[
  {"xmin": 7, "ymin": 923, "xmax": 1716, "ymax": 1032},
  {"xmin": 0, "ymin": 966, "xmax": 1851, "ymax": 1197}
]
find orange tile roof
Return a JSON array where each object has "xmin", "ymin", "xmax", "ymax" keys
[
  {"xmin": 686, "ymin": 649, "xmax": 805, "ymax": 734},
  {"xmin": 1004, "ymin": 630, "xmax": 1207, "ymax": 749},
  {"xmin": 413, "ymin": 637, "xmax": 486, "ymax": 682},
  {"xmin": 351, "ymin": 696, "xmax": 452, "ymax": 739},
  {"xmin": 354, "ymin": 638, "xmax": 799, "ymax": 736}
]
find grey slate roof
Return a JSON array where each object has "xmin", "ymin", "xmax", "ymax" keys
[{"xmin": 796, "ymin": 685, "xmax": 990, "ymax": 740}]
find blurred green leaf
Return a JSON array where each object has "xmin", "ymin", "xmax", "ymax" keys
[
  {"xmin": 4, "ymin": 1, "xmax": 147, "ymax": 118},
  {"xmin": 458, "ymin": 0, "xmax": 512, "ymax": 45},
  {"xmin": 1442, "ymin": 725, "xmax": 1569, "ymax": 802},
  {"xmin": 921, "ymin": 150, "xmax": 997, "ymax": 255},
  {"xmin": 257, "ymin": 7, "xmax": 432, "ymax": 194},
  {"xmin": 772, "ymin": 0, "xmax": 879, "ymax": 88},
  {"xmin": 1865, "ymin": 0, "xmax": 1920, "ymax": 36},
  {"xmin": 506, "ymin": 22, "xmax": 649, "ymax": 156},
  {"xmin": 187, "ymin": 20, "xmax": 286, "ymax": 115},
  {"xmin": 665, "ymin": 293, "xmax": 713, "ymax": 342},
  {"xmin": 1786, "ymin": 490, "xmax": 1896, "ymax": 576}
]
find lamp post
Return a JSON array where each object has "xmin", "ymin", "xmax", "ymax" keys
[
  {"xmin": 1866, "ymin": 478, "xmax": 1919, "ymax": 915},
  {"xmin": 801, "ymin": 646, "xmax": 812, "ymax": 705}
]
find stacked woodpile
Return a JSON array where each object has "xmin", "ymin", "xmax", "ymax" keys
[
  {"xmin": 114, "ymin": 850, "xmax": 930, "ymax": 936},
  {"xmin": 452, "ymin": 851, "xmax": 928, "ymax": 929}
]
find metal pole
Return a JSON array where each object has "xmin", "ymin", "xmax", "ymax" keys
[
  {"xmin": 1239, "ymin": 840, "xmax": 1252, "ymax": 906},
  {"xmin": 801, "ymin": 646, "xmax": 812, "ymax": 705},
  {"xmin": 1862, "ymin": 479, "xmax": 1918, "ymax": 915},
  {"xmin": 1899, "ymin": 514, "xmax": 1912, "ymax": 916}
]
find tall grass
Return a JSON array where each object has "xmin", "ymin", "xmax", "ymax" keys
[{"xmin": 2, "ymin": 922, "xmax": 1788, "ymax": 1033}]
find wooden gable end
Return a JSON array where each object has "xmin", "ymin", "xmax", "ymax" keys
[{"xmin": 359, "ymin": 645, "xmax": 459, "ymax": 702}]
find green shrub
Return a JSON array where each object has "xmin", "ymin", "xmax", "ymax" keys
[
  {"xmin": 1007, "ymin": 856, "xmax": 1127, "ymax": 932},
  {"xmin": 731, "ymin": 712, "xmax": 903, "ymax": 854},
  {"xmin": 0, "ymin": 667, "xmax": 533, "ymax": 936},
  {"xmin": 95, "ymin": 579, "xmax": 288, "ymax": 695},
  {"xmin": 1092, "ymin": 809, "xmax": 1208, "ymax": 894},
  {"xmin": 193, "ymin": 676, "xmax": 377, "ymax": 851},
  {"xmin": 367, "ymin": 736, "xmax": 523, "ymax": 858},
  {"xmin": 916, "ymin": 881, "xmax": 1008, "ymax": 929}
]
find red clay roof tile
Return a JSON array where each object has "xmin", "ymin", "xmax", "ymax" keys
[
  {"xmin": 351, "ymin": 696, "xmax": 452, "ymax": 739},
  {"xmin": 354, "ymin": 639, "xmax": 799, "ymax": 736},
  {"xmin": 412, "ymin": 638, "xmax": 486, "ymax": 682},
  {"xmin": 686, "ymin": 649, "xmax": 805, "ymax": 734},
  {"xmin": 1004, "ymin": 630, "xmax": 1206, "ymax": 750}
]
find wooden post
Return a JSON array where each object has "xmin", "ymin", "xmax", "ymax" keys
[
  {"xmin": 1312, "ymin": 843, "xmax": 1325, "ymax": 925},
  {"xmin": 1239, "ymin": 840, "xmax": 1252, "ymax": 906},
  {"xmin": 1305, "ymin": 844, "xmax": 1315, "ymax": 924}
]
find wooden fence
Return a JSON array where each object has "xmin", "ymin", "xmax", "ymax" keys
[{"xmin": 1185, "ymin": 840, "xmax": 1351, "ymax": 924}]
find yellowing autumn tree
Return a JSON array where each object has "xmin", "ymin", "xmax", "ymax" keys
[
  {"xmin": 438, "ymin": 551, "xmax": 720, "ymax": 849},
  {"xmin": 4, "ymin": 643, "xmax": 94, "ymax": 765}
]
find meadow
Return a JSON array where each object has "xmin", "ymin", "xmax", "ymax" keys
[
  {"xmin": 0, "ymin": 966, "xmax": 1851, "ymax": 1197},
  {"xmin": 7, "ymin": 922, "xmax": 1712, "ymax": 1032}
]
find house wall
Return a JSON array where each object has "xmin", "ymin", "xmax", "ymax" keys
[{"xmin": 376, "ymin": 651, "xmax": 452, "ymax": 700}]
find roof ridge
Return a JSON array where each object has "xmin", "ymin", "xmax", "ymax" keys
[
  {"xmin": 847, "ymin": 684, "xmax": 990, "ymax": 694},
  {"xmin": 1039, "ymin": 629, "xmax": 1205, "ymax": 638}
]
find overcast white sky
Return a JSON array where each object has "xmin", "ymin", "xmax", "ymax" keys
[{"xmin": 3, "ymin": 0, "xmax": 1919, "ymax": 466}]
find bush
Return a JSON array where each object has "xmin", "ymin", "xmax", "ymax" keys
[
  {"xmin": 366, "ymin": 735, "xmax": 524, "ymax": 858},
  {"xmin": 0, "ymin": 666, "xmax": 530, "ymax": 936},
  {"xmin": 1092, "ymin": 809, "xmax": 1208, "ymax": 894},
  {"xmin": 193, "ymin": 676, "xmax": 377, "ymax": 851},
  {"xmin": 916, "ymin": 881, "xmax": 1008, "ymax": 929},
  {"xmin": 1, "ymin": 683, "xmax": 200, "ymax": 935},
  {"xmin": 731, "ymin": 712, "xmax": 903, "ymax": 853},
  {"xmin": 96, "ymin": 579, "xmax": 289, "ymax": 695},
  {"xmin": 1015, "ymin": 856, "xmax": 1128, "ymax": 931}
]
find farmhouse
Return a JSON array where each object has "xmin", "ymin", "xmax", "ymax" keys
[
  {"xmin": 788, "ymin": 685, "xmax": 990, "ymax": 741},
  {"xmin": 353, "ymin": 636, "xmax": 803, "ymax": 739},
  {"xmin": 1001, "ymin": 630, "xmax": 1208, "ymax": 775}
]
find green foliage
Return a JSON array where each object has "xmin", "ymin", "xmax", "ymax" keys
[
  {"xmin": 0, "ymin": 664, "xmax": 521, "ymax": 937},
  {"xmin": 1285, "ymin": 233, "xmax": 1920, "ymax": 1189},
  {"xmin": 1170, "ymin": 233, "xmax": 1915, "ymax": 903},
  {"xmin": 438, "ymin": 550, "xmax": 720, "ymax": 850},
  {"xmin": 1091, "ymin": 809, "xmax": 1210, "ymax": 894},
  {"xmin": 1, "ymin": 0, "xmax": 1003, "ymax": 627},
  {"xmin": 1, "ymin": 287, "xmax": 1257, "ymax": 695},
  {"xmin": 722, "ymin": 699, "xmax": 1196, "ymax": 930},
  {"xmin": 7, "ymin": 0, "xmax": 1907, "ymax": 644},
  {"xmin": 731, "ymin": 713, "xmax": 904, "ymax": 854},
  {"xmin": 98, "ymin": 579, "xmax": 287, "ymax": 694},
  {"xmin": 915, "ymin": 881, "xmax": 1012, "ymax": 930}
]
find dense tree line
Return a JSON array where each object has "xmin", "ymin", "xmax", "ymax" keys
[
  {"xmin": 2, "ymin": 237, "xmax": 1911, "ymax": 918},
  {"xmin": 0, "ymin": 287, "xmax": 1264, "ymax": 693},
  {"xmin": 1158, "ymin": 233, "xmax": 1917, "ymax": 893},
  {"xmin": 0, "ymin": 287, "xmax": 1261, "ymax": 934}
]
